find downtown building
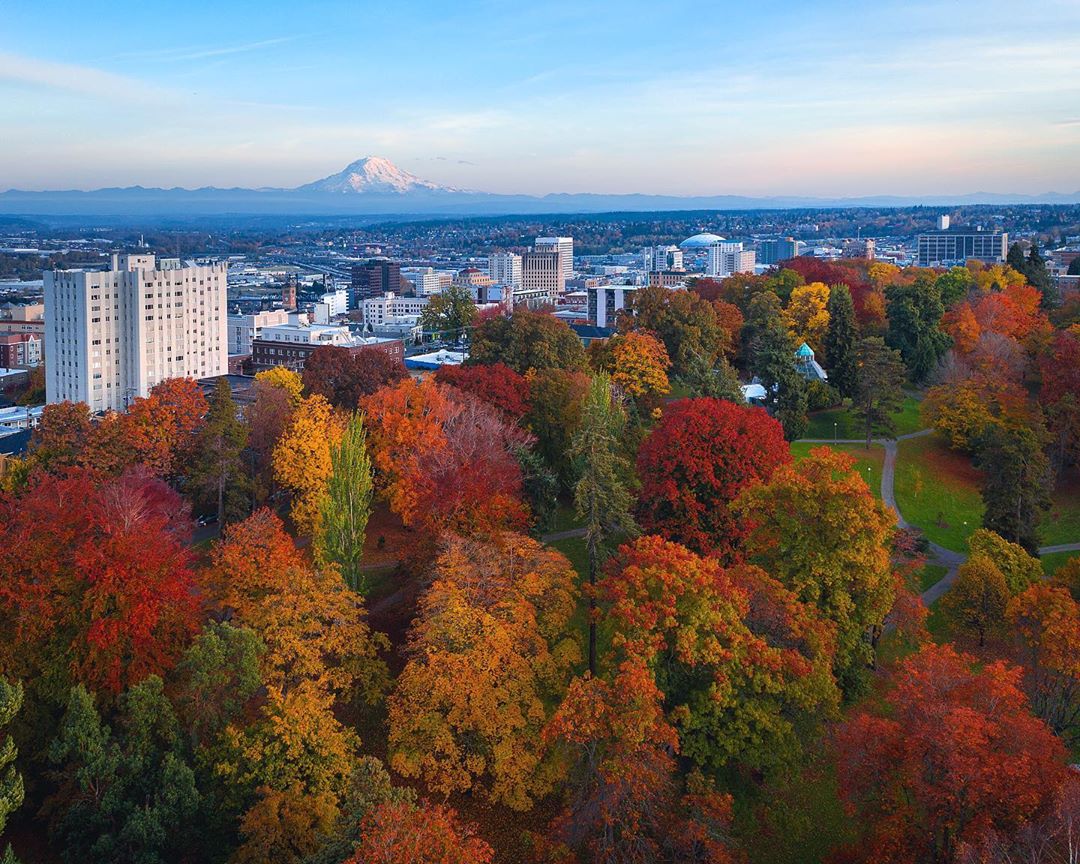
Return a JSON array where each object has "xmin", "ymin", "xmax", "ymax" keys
[
  {"xmin": 707, "ymin": 241, "xmax": 756, "ymax": 277},
  {"xmin": 488, "ymin": 251, "xmax": 523, "ymax": 288},
  {"xmin": 351, "ymin": 258, "xmax": 402, "ymax": 305},
  {"xmin": 519, "ymin": 250, "xmax": 564, "ymax": 308},
  {"xmin": 534, "ymin": 237, "xmax": 573, "ymax": 281},
  {"xmin": 916, "ymin": 230, "xmax": 1007, "ymax": 267},
  {"xmin": 250, "ymin": 321, "xmax": 403, "ymax": 372},
  {"xmin": 44, "ymin": 253, "xmax": 227, "ymax": 413}
]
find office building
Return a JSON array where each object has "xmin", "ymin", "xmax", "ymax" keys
[
  {"xmin": 519, "ymin": 250, "xmax": 564, "ymax": 307},
  {"xmin": 351, "ymin": 259, "xmax": 402, "ymax": 305},
  {"xmin": 707, "ymin": 241, "xmax": 755, "ymax": 277},
  {"xmin": 227, "ymin": 309, "xmax": 290, "ymax": 355},
  {"xmin": 587, "ymin": 284, "xmax": 640, "ymax": 328},
  {"xmin": 44, "ymin": 253, "xmax": 227, "ymax": 413},
  {"xmin": 362, "ymin": 292, "xmax": 429, "ymax": 327},
  {"xmin": 0, "ymin": 332, "xmax": 42, "ymax": 368},
  {"xmin": 402, "ymin": 267, "xmax": 441, "ymax": 296},
  {"xmin": 916, "ymin": 231, "xmax": 1007, "ymax": 267},
  {"xmin": 318, "ymin": 288, "xmax": 350, "ymax": 318},
  {"xmin": 488, "ymin": 252, "xmax": 523, "ymax": 288},
  {"xmin": 250, "ymin": 321, "xmax": 403, "ymax": 372},
  {"xmin": 535, "ymin": 237, "xmax": 574, "ymax": 281},
  {"xmin": 645, "ymin": 245, "xmax": 684, "ymax": 273},
  {"xmin": 757, "ymin": 237, "xmax": 802, "ymax": 265}
]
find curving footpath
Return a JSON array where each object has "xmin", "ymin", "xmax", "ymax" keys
[{"xmin": 800, "ymin": 430, "xmax": 1078, "ymax": 606}]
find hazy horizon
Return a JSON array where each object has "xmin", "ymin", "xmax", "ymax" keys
[{"xmin": 3, "ymin": 0, "xmax": 1079, "ymax": 197}]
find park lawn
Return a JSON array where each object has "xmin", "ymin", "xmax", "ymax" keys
[
  {"xmin": 1041, "ymin": 469, "xmax": 1080, "ymax": 547},
  {"xmin": 804, "ymin": 395, "xmax": 923, "ymax": 440},
  {"xmin": 550, "ymin": 502, "xmax": 584, "ymax": 534},
  {"xmin": 918, "ymin": 563, "xmax": 949, "ymax": 593},
  {"xmin": 894, "ymin": 434, "xmax": 984, "ymax": 553},
  {"xmin": 790, "ymin": 441, "xmax": 884, "ymax": 499},
  {"xmin": 1041, "ymin": 550, "xmax": 1079, "ymax": 576}
]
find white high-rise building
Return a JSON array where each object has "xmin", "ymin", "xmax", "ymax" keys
[
  {"xmin": 645, "ymin": 245, "xmax": 684, "ymax": 273},
  {"xmin": 488, "ymin": 252, "xmax": 523, "ymax": 287},
  {"xmin": 535, "ymin": 237, "xmax": 573, "ymax": 281},
  {"xmin": 45, "ymin": 253, "xmax": 227, "ymax": 413},
  {"xmin": 706, "ymin": 241, "xmax": 756, "ymax": 277},
  {"xmin": 402, "ymin": 266, "xmax": 441, "ymax": 296}
]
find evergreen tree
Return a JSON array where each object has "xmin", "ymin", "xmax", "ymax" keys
[
  {"xmin": 976, "ymin": 423, "xmax": 1051, "ymax": 555},
  {"xmin": 678, "ymin": 350, "xmax": 744, "ymax": 403},
  {"xmin": 189, "ymin": 378, "xmax": 248, "ymax": 525},
  {"xmin": 754, "ymin": 316, "xmax": 808, "ymax": 441},
  {"xmin": 1026, "ymin": 242, "xmax": 1058, "ymax": 309},
  {"xmin": 571, "ymin": 373, "xmax": 638, "ymax": 674},
  {"xmin": 852, "ymin": 337, "xmax": 905, "ymax": 448},
  {"xmin": 516, "ymin": 447, "xmax": 559, "ymax": 537},
  {"xmin": 1007, "ymin": 241, "xmax": 1028, "ymax": 273},
  {"xmin": 824, "ymin": 284, "xmax": 859, "ymax": 399},
  {"xmin": 1068, "ymin": 256, "xmax": 1080, "ymax": 276},
  {"xmin": 0, "ymin": 679, "xmax": 23, "ymax": 864},
  {"xmin": 885, "ymin": 277, "xmax": 950, "ymax": 383},
  {"xmin": 315, "ymin": 413, "xmax": 374, "ymax": 594}
]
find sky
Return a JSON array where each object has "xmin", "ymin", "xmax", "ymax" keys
[{"xmin": 2, "ymin": 0, "xmax": 1079, "ymax": 197}]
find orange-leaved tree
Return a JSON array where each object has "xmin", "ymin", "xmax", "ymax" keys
[{"xmin": 272, "ymin": 393, "xmax": 344, "ymax": 536}]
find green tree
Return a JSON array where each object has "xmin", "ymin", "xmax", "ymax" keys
[
  {"xmin": 516, "ymin": 446, "xmax": 559, "ymax": 536},
  {"xmin": 885, "ymin": 277, "xmax": 950, "ymax": 383},
  {"xmin": 622, "ymin": 285, "xmax": 723, "ymax": 375},
  {"xmin": 469, "ymin": 310, "xmax": 586, "ymax": 373},
  {"xmin": 0, "ymin": 679, "xmax": 23, "ymax": 864},
  {"xmin": 1007, "ymin": 242, "xmax": 1028, "ymax": 273},
  {"xmin": 853, "ymin": 337, "xmax": 905, "ymax": 448},
  {"xmin": 189, "ymin": 377, "xmax": 249, "ymax": 525},
  {"xmin": 976, "ymin": 423, "xmax": 1051, "ymax": 555},
  {"xmin": 1025, "ymin": 242, "xmax": 1058, "ymax": 309},
  {"xmin": 48, "ymin": 679, "xmax": 200, "ymax": 864},
  {"xmin": 967, "ymin": 529, "xmax": 1043, "ymax": 595},
  {"xmin": 315, "ymin": 413, "xmax": 374, "ymax": 594},
  {"xmin": 571, "ymin": 373, "xmax": 638, "ymax": 674},
  {"xmin": 419, "ymin": 284, "xmax": 477, "ymax": 342},
  {"xmin": 753, "ymin": 313, "xmax": 808, "ymax": 441},
  {"xmin": 1068, "ymin": 256, "xmax": 1080, "ymax": 276},
  {"xmin": 824, "ymin": 284, "xmax": 859, "ymax": 398},
  {"xmin": 678, "ymin": 350, "xmax": 744, "ymax": 403},
  {"xmin": 935, "ymin": 266, "xmax": 975, "ymax": 307}
]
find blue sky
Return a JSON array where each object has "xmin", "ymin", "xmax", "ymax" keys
[{"xmin": 2, "ymin": 0, "xmax": 1078, "ymax": 195}]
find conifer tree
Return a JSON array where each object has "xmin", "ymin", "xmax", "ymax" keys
[
  {"xmin": 825, "ymin": 284, "xmax": 859, "ymax": 398},
  {"xmin": 190, "ymin": 377, "xmax": 248, "ymax": 525},
  {"xmin": 0, "ymin": 678, "xmax": 23, "ymax": 864},
  {"xmin": 316, "ymin": 413, "xmax": 374, "ymax": 594}
]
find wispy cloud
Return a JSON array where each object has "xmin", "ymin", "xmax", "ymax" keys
[
  {"xmin": 0, "ymin": 50, "xmax": 170, "ymax": 103},
  {"xmin": 110, "ymin": 36, "xmax": 302, "ymax": 63}
]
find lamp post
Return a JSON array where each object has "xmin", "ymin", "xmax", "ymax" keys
[{"xmin": 834, "ymin": 421, "xmax": 838, "ymax": 444}]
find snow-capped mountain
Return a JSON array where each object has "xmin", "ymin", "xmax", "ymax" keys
[{"xmin": 296, "ymin": 156, "xmax": 460, "ymax": 195}]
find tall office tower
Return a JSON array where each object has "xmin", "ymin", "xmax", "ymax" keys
[
  {"xmin": 44, "ymin": 253, "xmax": 227, "ymax": 413},
  {"xmin": 519, "ymin": 250, "xmax": 563, "ymax": 307},
  {"xmin": 757, "ymin": 237, "xmax": 801, "ymax": 265},
  {"xmin": 535, "ymin": 237, "xmax": 573, "ymax": 281},
  {"xmin": 706, "ymin": 241, "xmax": 756, "ymax": 277},
  {"xmin": 351, "ymin": 258, "xmax": 402, "ymax": 305},
  {"xmin": 645, "ymin": 245, "xmax": 684, "ymax": 273},
  {"xmin": 488, "ymin": 251, "xmax": 523, "ymax": 287},
  {"xmin": 916, "ymin": 230, "xmax": 1007, "ymax": 267}
]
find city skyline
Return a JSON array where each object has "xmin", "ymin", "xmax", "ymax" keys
[{"xmin": 3, "ymin": 0, "xmax": 1079, "ymax": 197}]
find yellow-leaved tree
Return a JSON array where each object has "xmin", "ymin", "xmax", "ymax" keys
[
  {"xmin": 785, "ymin": 282, "xmax": 831, "ymax": 352},
  {"xmin": 272, "ymin": 394, "xmax": 343, "ymax": 536},
  {"xmin": 255, "ymin": 366, "xmax": 304, "ymax": 405}
]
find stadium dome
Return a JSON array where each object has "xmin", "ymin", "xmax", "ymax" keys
[{"xmin": 679, "ymin": 232, "xmax": 725, "ymax": 248}]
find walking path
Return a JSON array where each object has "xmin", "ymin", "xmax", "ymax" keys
[{"xmin": 799, "ymin": 429, "xmax": 1075, "ymax": 606}]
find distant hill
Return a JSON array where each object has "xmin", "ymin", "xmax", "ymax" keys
[{"xmin": 3, "ymin": 156, "xmax": 1079, "ymax": 218}]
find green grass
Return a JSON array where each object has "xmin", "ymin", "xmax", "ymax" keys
[
  {"xmin": 804, "ymin": 395, "xmax": 923, "ymax": 440},
  {"xmin": 550, "ymin": 503, "xmax": 584, "ymax": 534},
  {"xmin": 1041, "ymin": 471, "xmax": 1080, "ymax": 547},
  {"xmin": 1041, "ymin": 550, "xmax": 1079, "ymax": 576},
  {"xmin": 790, "ymin": 441, "xmax": 884, "ymax": 499},
  {"xmin": 894, "ymin": 434, "xmax": 984, "ymax": 553},
  {"xmin": 918, "ymin": 564, "xmax": 949, "ymax": 593}
]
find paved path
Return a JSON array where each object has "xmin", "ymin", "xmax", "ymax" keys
[{"xmin": 800, "ymin": 429, "xmax": 1077, "ymax": 606}]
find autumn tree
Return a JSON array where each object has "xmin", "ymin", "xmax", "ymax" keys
[
  {"xmin": 885, "ymin": 276, "xmax": 950, "ymax": 383},
  {"xmin": 636, "ymin": 397, "xmax": 789, "ymax": 559},
  {"xmin": 967, "ymin": 528, "xmax": 1043, "ymax": 594},
  {"xmin": 852, "ymin": 337, "xmax": 905, "ymax": 448},
  {"xmin": 941, "ymin": 555, "xmax": 1010, "ymax": 647},
  {"xmin": 434, "ymin": 362, "xmax": 530, "ymax": 421},
  {"xmin": 734, "ymin": 447, "xmax": 895, "ymax": 689},
  {"xmin": 273, "ymin": 394, "xmax": 343, "ymax": 536},
  {"xmin": 117, "ymin": 377, "xmax": 209, "ymax": 478},
  {"xmin": 785, "ymin": 282, "xmax": 830, "ymax": 351},
  {"xmin": 976, "ymin": 422, "xmax": 1051, "ymax": 554},
  {"xmin": 1007, "ymin": 584, "xmax": 1080, "ymax": 746},
  {"xmin": 824, "ymin": 284, "xmax": 859, "ymax": 398},
  {"xmin": 301, "ymin": 345, "xmax": 406, "ymax": 410},
  {"xmin": 246, "ymin": 373, "xmax": 298, "ymax": 506},
  {"xmin": 188, "ymin": 377, "xmax": 248, "ymax": 525},
  {"xmin": 316, "ymin": 413, "xmax": 374, "ymax": 594},
  {"xmin": 0, "ymin": 678, "xmax": 23, "ymax": 863},
  {"xmin": 834, "ymin": 643, "xmax": 1068, "ymax": 864},
  {"xmin": 599, "ymin": 331, "xmax": 671, "ymax": 401},
  {"xmin": 419, "ymin": 283, "xmax": 477, "ymax": 341},
  {"xmin": 571, "ymin": 373, "xmax": 638, "ymax": 673},
  {"xmin": 389, "ymin": 533, "xmax": 578, "ymax": 810},
  {"xmin": 623, "ymin": 285, "xmax": 724, "ymax": 375},
  {"xmin": 363, "ymin": 379, "xmax": 530, "ymax": 534},
  {"xmin": 254, "ymin": 366, "xmax": 303, "ymax": 405},
  {"xmin": 47, "ymin": 679, "xmax": 200, "ymax": 864},
  {"xmin": 600, "ymin": 536, "xmax": 839, "ymax": 773},
  {"xmin": 1040, "ymin": 329, "xmax": 1080, "ymax": 468},
  {"xmin": 468, "ymin": 310, "xmax": 586, "ymax": 373},
  {"xmin": 28, "ymin": 401, "xmax": 91, "ymax": 470},
  {"xmin": 345, "ymin": 800, "xmax": 494, "ymax": 864},
  {"xmin": 0, "ymin": 468, "xmax": 198, "ymax": 698}
]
